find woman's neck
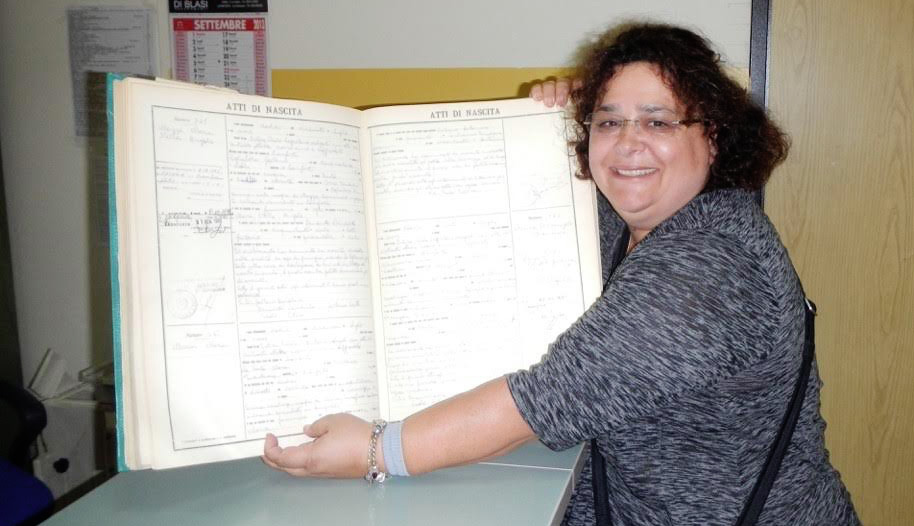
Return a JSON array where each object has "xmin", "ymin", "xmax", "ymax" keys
[{"xmin": 627, "ymin": 229, "xmax": 648, "ymax": 253}]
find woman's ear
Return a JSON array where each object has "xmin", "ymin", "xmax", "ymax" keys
[{"xmin": 706, "ymin": 130, "xmax": 718, "ymax": 165}]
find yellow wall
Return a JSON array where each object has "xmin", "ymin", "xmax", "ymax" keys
[
  {"xmin": 273, "ymin": 68, "xmax": 569, "ymax": 108},
  {"xmin": 767, "ymin": 1, "xmax": 914, "ymax": 524},
  {"xmin": 272, "ymin": 68, "xmax": 747, "ymax": 109}
]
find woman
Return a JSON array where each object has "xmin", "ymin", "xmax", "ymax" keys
[{"xmin": 264, "ymin": 23, "xmax": 859, "ymax": 525}]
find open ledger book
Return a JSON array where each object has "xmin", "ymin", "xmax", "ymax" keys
[{"xmin": 109, "ymin": 76, "xmax": 602, "ymax": 470}]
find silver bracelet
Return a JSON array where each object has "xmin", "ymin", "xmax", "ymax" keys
[{"xmin": 365, "ymin": 419, "xmax": 388, "ymax": 484}]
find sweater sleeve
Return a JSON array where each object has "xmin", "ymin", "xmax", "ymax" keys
[{"xmin": 507, "ymin": 230, "xmax": 776, "ymax": 450}]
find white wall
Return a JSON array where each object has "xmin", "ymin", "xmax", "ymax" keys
[
  {"xmin": 0, "ymin": 0, "xmax": 751, "ymax": 390},
  {"xmin": 268, "ymin": 1, "xmax": 751, "ymax": 69},
  {"xmin": 0, "ymin": 0, "xmax": 174, "ymax": 382}
]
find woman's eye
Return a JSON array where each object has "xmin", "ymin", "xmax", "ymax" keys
[
  {"xmin": 598, "ymin": 119, "xmax": 622, "ymax": 128},
  {"xmin": 647, "ymin": 120, "xmax": 672, "ymax": 129}
]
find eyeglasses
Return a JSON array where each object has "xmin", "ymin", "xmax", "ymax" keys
[{"xmin": 583, "ymin": 112, "xmax": 706, "ymax": 138}]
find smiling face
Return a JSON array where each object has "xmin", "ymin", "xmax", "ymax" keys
[{"xmin": 588, "ymin": 62, "xmax": 716, "ymax": 244}]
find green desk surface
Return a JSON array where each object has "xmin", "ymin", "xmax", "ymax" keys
[{"xmin": 42, "ymin": 442, "xmax": 584, "ymax": 526}]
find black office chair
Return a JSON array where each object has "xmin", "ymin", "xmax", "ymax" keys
[{"xmin": 0, "ymin": 379, "xmax": 54, "ymax": 526}]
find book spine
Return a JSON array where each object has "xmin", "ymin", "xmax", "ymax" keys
[{"xmin": 106, "ymin": 72, "xmax": 129, "ymax": 472}]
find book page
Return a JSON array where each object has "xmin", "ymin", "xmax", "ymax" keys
[
  {"xmin": 362, "ymin": 99, "xmax": 601, "ymax": 420},
  {"xmin": 119, "ymin": 79, "xmax": 379, "ymax": 468}
]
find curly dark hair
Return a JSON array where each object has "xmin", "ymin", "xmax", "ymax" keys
[{"xmin": 572, "ymin": 23, "xmax": 789, "ymax": 191}]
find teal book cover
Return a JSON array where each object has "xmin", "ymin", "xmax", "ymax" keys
[{"xmin": 106, "ymin": 72, "xmax": 129, "ymax": 472}]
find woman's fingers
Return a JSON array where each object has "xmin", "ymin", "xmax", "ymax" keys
[
  {"xmin": 529, "ymin": 78, "xmax": 576, "ymax": 107},
  {"xmin": 261, "ymin": 414, "xmax": 372, "ymax": 478}
]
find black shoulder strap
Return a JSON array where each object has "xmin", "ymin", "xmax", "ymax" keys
[
  {"xmin": 590, "ymin": 439, "xmax": 610, "ymax": 525},
  {"xmin": 735, "ymin": 298, "xmax": 817, "ymax": 525}
]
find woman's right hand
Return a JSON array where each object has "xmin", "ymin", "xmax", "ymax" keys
[
  {"xmin": 262, "ymin": 413, "xmax": 375, "ymax": 478},
  {"xmin": 528, "ymin": 78, "xmax": 580, "ymax": 108}
]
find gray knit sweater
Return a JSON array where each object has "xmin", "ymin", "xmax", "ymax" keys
[{"xmin": 507, "ymin": 189, "xmax": 859, "ymax": 526}]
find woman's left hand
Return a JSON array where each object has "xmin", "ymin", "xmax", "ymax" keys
[
  {"xmin": 262, "ymin": 413, "xmax": 375, "ymax": 478},
  {"xmin": 529, "ymin": 77, "xmax": 581, "ymax": 108}
]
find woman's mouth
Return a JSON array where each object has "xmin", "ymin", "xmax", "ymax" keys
[{"xmin": 613, "ymin": 167, "xmax": 657, "ymax": 177}]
